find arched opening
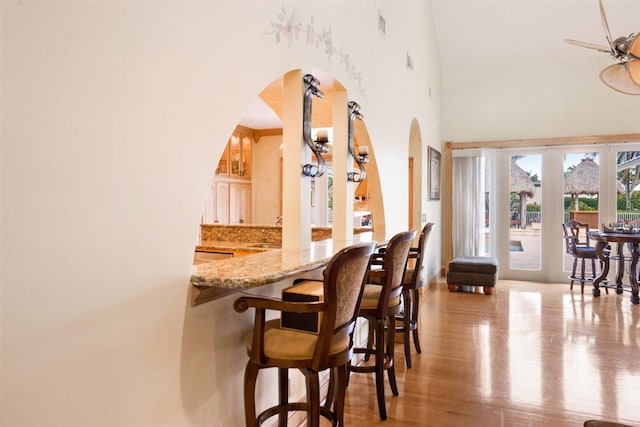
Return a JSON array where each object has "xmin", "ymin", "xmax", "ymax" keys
[
  {"xmin": 195, "ymin": 68, "xmax": 384, "ymax": 260},
  {"xmin": 353, "ymin": 119, "xmax": 385, "ymax": 235},
  {"xmin": 408, "ymin": 119, "xmax": 424, "ymax": 232}
]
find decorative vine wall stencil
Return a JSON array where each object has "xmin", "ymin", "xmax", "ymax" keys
[{"xmin": 266, "ymin": 6, "xmax": 366, "ymax": 98}]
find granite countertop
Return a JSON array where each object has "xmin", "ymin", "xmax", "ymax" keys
[
  {"xmin": 191, "ymin": 247, "xmax": 328, "ymax": 290},
  {"xmin": 191, "ymin": 231, "xmax": 388, "ymax": 291},
  {"xmin": 195, "ymin": 241, "xmax": 276, "ymax": 253}
]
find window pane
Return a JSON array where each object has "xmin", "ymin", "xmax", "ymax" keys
[
  {"xmin": 509, "ymin": 154, "xmax": 541, "ymax": 271},
  {"xmin": 563, "ymin": 153, "xmax": 599, "ymax": 274}
]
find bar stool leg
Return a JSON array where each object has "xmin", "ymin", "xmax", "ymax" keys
[
  {"xmin": 571, "ymin": 257, "xmax": 578, "ymax": 289},
  {"xmin": 412, "ymin": 288, "xmax": 422, "ymax": 354},
  {"xmin": 278, "ymin": 368, "xmax": 288, "ymax": 427},
  {"xmin": 374, "ymin": 317, "xmax": 387, "ymax": 420},
  {"xmin": 324, "ymin": 368, "xmax": 335, "ymax": 412},
  {"xmin": 334, "ymin": 364, "xmax": 348, "ymax": 426},
  {"xmin": 303, "ymin": 370, "xmax": 320, "ymax": 427},
  {"xmin": 403, "ymin": 289, "xmax": 413, "ymax": 368},
  {"xmin": 387, "ymin": 315, "xmax": 399, "ymax": 397},
  {"xmin": 244, "ymin": 362, "xmax": 259, "ymax": 427},
  {"xmin": 364, "ymin": 320, "xmax": 374, "ymax": 361}
]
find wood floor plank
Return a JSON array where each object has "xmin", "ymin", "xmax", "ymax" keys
[{"xmin": 342, "ymin": 280, "xmax": 640, "ymax": 426}]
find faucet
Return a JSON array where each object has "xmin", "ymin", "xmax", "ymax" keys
[{"xmin": 274, "ymin": 216, "xmax": 283, "ymax": 227}]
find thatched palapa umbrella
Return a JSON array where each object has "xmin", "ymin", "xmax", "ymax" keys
[
  {"xmin": 510, "ymin": 160, "xmax": 535, "ymax": 228},
  {"xmin": 564, "ymin": 158, "xmax": 599, "ymax": 210}
]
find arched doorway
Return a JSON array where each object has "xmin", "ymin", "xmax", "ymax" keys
[{"xmin": 408, "ymin": 119, "xmax": 424, "ymax": 232}]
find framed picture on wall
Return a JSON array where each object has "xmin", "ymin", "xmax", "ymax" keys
[{"xmin": 429, "ymin": 146, "xmax": 441, "ymax": 200}]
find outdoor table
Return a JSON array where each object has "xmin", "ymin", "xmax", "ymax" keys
[{"xmin": 587, "ymin": 231, "xmax": 640, "ymax": 305}]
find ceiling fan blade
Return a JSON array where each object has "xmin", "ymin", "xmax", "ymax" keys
[
  {"xmin": 630, "ymin": 33, "xmax": 640, "ymax": 58},
  {"xmin": 600, "ymin": 63, "xmax": 640, "ymax": 95},
  {"xmin": 599, "ymin": 0, "xmax": 615, "ymax": 49},
  {"xmin": 564, "ymin": 38, "xmax": 611, "ymax": 53},
  {"xmin": 629, "ymin": 60, "xmax": 640, "ymax": 86}
]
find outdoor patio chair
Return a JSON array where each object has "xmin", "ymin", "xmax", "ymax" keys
[{"xmin": 562, "ymin": 220, "xmax": 601, "ymax": 293}]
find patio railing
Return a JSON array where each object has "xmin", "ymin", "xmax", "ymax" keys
[
  {"xmin": 509, "ymin": 211, "xmax": 541, "ymax": 226},
  {"xmin": 616, "ymin": 212, "xmax": 640, "ymax": 223},
  {"xmin": 507, "ymin": 211, "xmax": 640, "ymax": 226}
]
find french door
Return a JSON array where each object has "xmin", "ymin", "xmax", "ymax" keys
[
  {"xmin": 451, "ymin": 140, "xmax": 640, "ymax": 283},
  {"xmin": 493, "ymin": 147, "xmax": 621, "ymax": 282}
]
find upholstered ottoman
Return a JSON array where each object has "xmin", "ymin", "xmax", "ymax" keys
[{"xmin": 446, "ymin": 256, "xmax": 498, "ymax": 295}]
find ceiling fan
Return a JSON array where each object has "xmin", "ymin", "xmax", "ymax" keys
[{"xmin": 565, "ymin": 0, "xmax": 640, "ymax": 95}]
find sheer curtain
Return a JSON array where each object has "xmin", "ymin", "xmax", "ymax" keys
[{"xmin": 452, "ymin": 156, "xmax": 485, "ymax": 257}]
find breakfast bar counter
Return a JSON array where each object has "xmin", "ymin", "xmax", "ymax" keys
[{"xmin": 190, "ymin": 231, "xmax": 389, "ymax": 305}]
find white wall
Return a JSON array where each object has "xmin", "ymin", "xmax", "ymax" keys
[
  {"xmin": 0, "ymin": 1, "xmax": 442, "ymax": 425},
  {"xmin": 251, "ymin": 134, "xmax": 282, "ymax": 225},
  {"xmin": 414, "ymin": 2, "xmax": 443, "ymax": 278},
  {"xmin": 443, "ymin": 57, "xmax": 640, "ymax": 142}
]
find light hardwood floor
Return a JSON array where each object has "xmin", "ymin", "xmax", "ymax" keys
[{"xmin": 342, "ymin": 280, "xmax": 640, "ymax": 427}]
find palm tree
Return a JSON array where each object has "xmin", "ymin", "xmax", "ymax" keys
[{"xmin": 617, "ymin": 151, "xmax": 640, "ymax": 210}]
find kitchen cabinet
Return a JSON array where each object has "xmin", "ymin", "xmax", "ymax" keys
[
  {"xmin": 202, "ymin": 183, "xmax": 215, "ymax": 224},
  {"xmin": 203, "ymin": 176, "xmax": 252, "ymax": 225},
  {"xmin": 216, "ymin": 144, "xmax": 230, "ymax": 175},
  {"xmin": 230, "ymin": 183, "xmax": 251, "ymax": 224},
  {"xmin": 201, "ymin": 182, "xmax": 232, "ymax": 224},
  {"xmin": 215, "ymin": 182, "xmax": 230, "ymax": 224},
  {"xmin": 205, "ymin": 126, "xmax": 254, "ymax": 224},
  {"xmin": 216, "ymin": 129, "xmax": 252, "ymax": 179}
]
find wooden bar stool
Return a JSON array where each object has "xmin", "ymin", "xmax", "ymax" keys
[
  {"xmin": 396, "ymin": 223, "xmax": 433, "ymax": 368},
  {"xmin": 562, "ymin": 220, "xmax": 605, "ymax": 293},
  {"xmin": 234, "ymin": 242, "xmax": 376, "ymax": 427},
  {"xmin": 348, "ymin": 230, "xmax": 416, "ymax": 420},
  {"xmin": 368, "ymin": 223, "xmax": 434, "ymax": 368}
]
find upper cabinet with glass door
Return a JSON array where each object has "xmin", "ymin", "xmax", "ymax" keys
[
  {"xmin": 216, "ymin": 128, "xmax": 252, "ymax": 179},
  {"xmin": 240, "ymin": 134, "xmax": 251, "ymax": 178}
]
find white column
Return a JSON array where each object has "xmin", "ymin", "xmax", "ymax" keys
[
  {"xmin": 314, "ymin": 173, "xmax": 329, "ymax": 226},
  {"xmin": 331, "ymin": 87, "xmax": 353, "ymax": 242},
  {"xmin": 282, "ymin": 70, "xmax": 311, "ymax": 250}
]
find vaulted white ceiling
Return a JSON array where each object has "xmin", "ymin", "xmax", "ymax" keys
[
  {"xmin": 431, "ymin": 0, "xmax": 640, "ymax": 72},
  {"xmin": 240, "ymin": 0, "xmax": 640, "ymax": 129}
]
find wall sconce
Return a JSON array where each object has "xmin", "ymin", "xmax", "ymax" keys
[
  {"xmin": 301, "ymin": 74, "xmax": 328, "ymax": 178},
  {"xmin": 347, "ymin": 101, "xmax": 367, "ymax": 182}
]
